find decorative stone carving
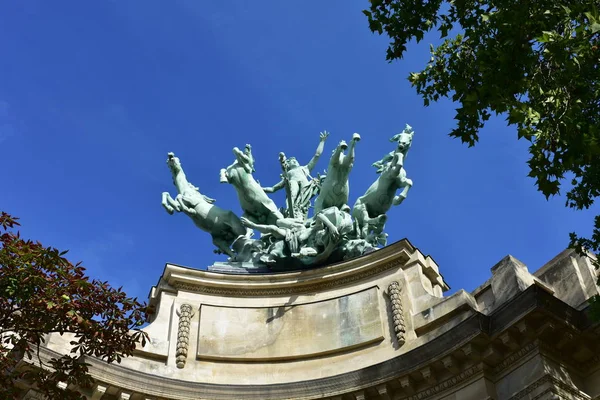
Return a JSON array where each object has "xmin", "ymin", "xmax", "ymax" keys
[
  {"xmin": 172, "ymin": 255, "xmax": 409, "ymax": 297},
  {"xmin": 509, "ymin": 375, "xmax": 590, "ymax": 400},
  {"xmin": 493, "ymin": 342, "xmax": 537, "ymax": 375},
  {"xmin": 175, "ymin": 303, "xmax": 195, "ymax": 368},
  {"xmin": 404, "ymin": 363, "xmax": 483, "ymax": 400},
  {"xmin": 388, "ymin": 281, "xmax": 406, "ymax": 346}
]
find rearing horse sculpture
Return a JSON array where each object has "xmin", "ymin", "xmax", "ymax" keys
[
  {"xmin": 313, "ymin": 133, "xmax": 361, "ymax": 215},
  {"xmin": 220, "ymin": 144, "xmax": 286, "ymax": 226},
  {"xmin": 352, "ymin": 127, "xmax": 414, "ymax": 244},
  {"xmin": 162, "ymin": 152, "xmax": 247, "ymax": 257}
]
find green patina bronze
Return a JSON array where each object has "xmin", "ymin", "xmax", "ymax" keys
[{"xmin": 161, "ymin": 127, "xmax": 415, "ymax": 269}]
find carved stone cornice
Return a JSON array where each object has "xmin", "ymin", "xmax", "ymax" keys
[
  {"xmin": 509, "ymin": 375, "xmax": 590, "ymax": 400},
  {"xmin": 403, "ymin": 363, "xmax": 484, "ymax": 400},
  {"xmin": 535, "ymin": 337, "xmax": 600, "ymax": 375},
  {"xmin": 493, "ymin": 342, "xmax": 537, "ymax": 376},
  {"xmin": 159, "ymin": 240, "xmax": 416, "ymax": 297}
]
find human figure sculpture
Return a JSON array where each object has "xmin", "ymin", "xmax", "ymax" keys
[
  {"xmin": 263, "ymin": 131, "xmax": 329, "ymax": 220},
  {"xmin": 313, "ymin": 133, "xmax": 361, "ymax": 215},
  {"xmin": 352, "ymin": 127, "xmax": 414, "ymax": 243},
  {"xmin": 161, "ymin": 152, "xmax": 247, "ymax": 257},
  {"xmin": 240, "ymin": 205, "xmax": 354, "ymax": 266}
]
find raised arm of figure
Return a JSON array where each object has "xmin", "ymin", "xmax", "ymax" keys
[
  {"xmin": 263, "ymin": 179, "xmax": 285, "ymax": 193},
  {"xmin": 306, "ymin": 131, "xmax": 329, "ymax": 172}
]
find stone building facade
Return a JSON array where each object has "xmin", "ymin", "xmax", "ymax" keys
[{"xmin": 24, "ymin": 240, "xmax": 600, "ymax": 399}]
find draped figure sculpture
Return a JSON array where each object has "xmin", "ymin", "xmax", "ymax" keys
[{"xmin": 263, "ymin": 131, "xmax": 329, "ymax": 220}]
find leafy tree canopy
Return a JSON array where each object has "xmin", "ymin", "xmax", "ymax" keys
[
  {"xmin": 363, "ymin": 0, "xmax": 600, "ymax": 261},
  {"xmin": 0, "ymin": 212, "xmax": 148, "ymax": 399}
]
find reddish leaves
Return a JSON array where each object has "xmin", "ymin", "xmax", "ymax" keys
[{"xmin": 0, "ymin": 212, "xmax": 148, "ymax": 399}]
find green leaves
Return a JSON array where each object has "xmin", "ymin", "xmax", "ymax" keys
[
  {"xmin": 0, "ymin": 212, "xmax": 148, "ymax": 399},
  {"xmin": 537, "ymin": 31, "xmax": 556, "ymax": 43},
  {"xmin": 365, "ymin": 0, "xmax": 600, "ymax": 282},
  {"xmin": 363, "ymin": 0, "xmax": 444, "ymax": 61}
]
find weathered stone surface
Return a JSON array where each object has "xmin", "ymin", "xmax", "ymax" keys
[
  {"xmin": 197, "ymin": 287, "xmax": 383, "ymax": 360},
  {"xmin": 490, "ymin": 255, "xmax": 535, "ymax": 307},
  {"xmin": 208, "ymin": 262, "xmax": 272, "ymax": 274},
  {"xmin": 28, "ymin": 241, "xmax": 600, "ymax": 400},
  {"xmin": 534, "ymin": 248, "xmax": 599, "ymax": 309}
]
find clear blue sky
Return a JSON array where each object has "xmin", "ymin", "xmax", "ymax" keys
[{"xmin": 1, "ymin": 1, "xmax": 595, "ymax": 301}]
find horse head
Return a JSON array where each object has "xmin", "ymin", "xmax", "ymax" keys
[
  {"xmin": 166, "ymin": 152, "xmax": 184, "ymax": 178},
  {"xmin": 389, "ymin": 124, "xmax": 414, "ymax": 154}
]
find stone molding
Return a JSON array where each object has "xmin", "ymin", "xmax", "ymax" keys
[
  {"xmin": 172, "ymin": 258, "xmax": 404, "ymax": 297},
  {"xmin": 534, "ymin": 329, "xmax": 600, "ymax": 375},
  {"xmin": 493, "ymin": 342, "xmax": 537, "ymax": 375},
  {"xmin": 155, "ymin": 240, "xmax": 420, "ymax": 299},
  {"xmin": 403, "ymin": 363, "xmax": 484, "ymax": 400},
  {"xmin": 175, "ymin": 303, "xmax": 194, "ymax": 368},
  {"xmin": 171, "ymin": 255, "xmax": 409, "ymax": 297},
  {"xmin": 387, "ymin": 281, "xmax": 406, "ymax": 346},
  {"xmin": 509, "ymin": 375, "xmax": 591, "ymax": 400},
  {"xmin": 530, "ymin": 388, "xmax": 554, "ymax": 400}
]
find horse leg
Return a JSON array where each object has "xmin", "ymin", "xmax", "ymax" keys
[
  {"xmin": 212, "ymin": 236, "xmax": 236, "ymax": 258},
  {"xmin": 313, "ymin": 194, "xmax": 324, "ymax": 216},
  {"xmin": 225, "ymin": 211, "xmax": 248, "ymax": 238},
  {"xmin": 368, "ymin": 214, "xmax": 387, "ymax": 237},
  {"xmin": 176, "ymin": 195, "xmax": 197, "ymax": 215},
  {"xmin": 343, "ymin": 133, "xmax": 361, "ymax": 167},
  {"xmin": 219, "ymin": 168, "xmax": 229, "ymax": 184},
  {"xmin": 162, "ymin": 192, "xmax": 180, "ymax": 214},
  {"xmin": 393, "ymin": 178, "xmax": 413, "ymax": 206}
]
